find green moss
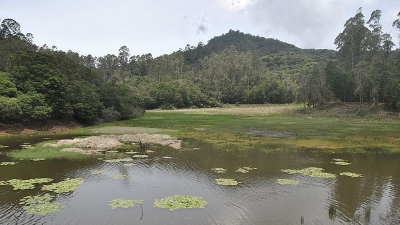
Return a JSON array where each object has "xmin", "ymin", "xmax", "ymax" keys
[
  {"xmin": 109, "ymin": 198, "xmax": 143, "ymax": 209},
  {"xmin": 340, "ymin": 172, "xmax": 363, "ymax": 177},
  {"xmin": 42, "ymin": 178, "xmax": 83, "ymax": 193},
  {"xmin": 154, "ymin": 195, "xmax": 207, "ymax": 210},
  {"xmin": 281, "ymin": 167, "xmax": 336, "ymax": 178},
  {"xmin": 215, "ymin": 178, "xmax": 241, "ymax": 186},
  {"xmin": 19, "ymin": 193, "xmax": 63, "ymax": 216}
]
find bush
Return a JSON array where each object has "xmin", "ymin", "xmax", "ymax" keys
[
  {"xmin": 100, "ymin": 107, "xmax": 121, "ymax": 122},
  {"xmin": 0, "ymin": 96, "xmax": 21, "ymax": 120}
]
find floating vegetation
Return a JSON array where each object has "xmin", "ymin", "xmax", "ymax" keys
[
  {"xmin": 340, "ymin": 172, "xmax": 363, "ymax": 178},
  {"xmin": 215, "ymin": 178, "xmax": 241, "ymax": 186},
  {"xmin": 329, "ymin": 204, "xmax": 337, "ymax": 220},
  {"xmin": 0, "ymin": 145, "xmax": 9, "ymax": 148},
  {"xmin": 332, "ymin": 158, "xmax": 346, "ymax": 162},
  {"xmin": 32, "ymin": 158, "xmax": 45, "ymax": 161},
  {"xmin": 109, "ymin": 198, "xmax": 143, "ymax": 209},
  {"xmin": 0, "ymin": 162, "xmax": 17, "ymax": 166},
  {"xmin": 281, "ymin": 167, "xmax": 336, "ymax": 179},
  {"xmin": 132, "ymin": 155, "xmax": 148, "ymax": 158},
  {"xmin": 90, "ymin": 169, "xmax": 105, "ymax": 175},
  {"xmin": 3, "ymin": 178, "xmax": 54, "ymax": 190},
  {"xmin": 43, "ymin": 138, "xmax": 51, "ymax": 140},
  {"xmin": 162, "ymin": 156, "xmax": 172, "ymax": 159},
  {"xmin": 103, "ymin": 158, "xmax": 134, "ymax": 163},
  {"xmin": 154, "ymin": 195, "xmax": 207, "ymax": 210},
  {"xmin": 112, "ymin": 174, "xmax": 129, "ymax": 179},
  {"xmin": 123, "ymin": 163, "xmax": 135, "ymax": 167},
  {"xmin": 125, "ymin": 151, "xmax": 139, "ymax": 154},
  {"xmin": 19, "ymin": 193, "xmax": 63, "ymax": 216},
  {"xmin": 276, "ymin": 179, "xmax": 299, "ymax": 185},
  {"xmin": 20, "ymin": 144, "xmax": 33, "ymax": 149},
  {"xmin": 236, "ymin": 166, "xmax": 257, "ymax": 173},
  {"xmin": 42, "ymin": 178, "xmax": 83, "ymax": 193},
  {"xmin": 332, "ymin": 162, "xmax": 351, "ymax": 166},
  {"xmin": 211, "ymin": 168, "xmax": 227, "ymax": 174},
  {"xmin": 145, "ymin": 150, "xmax": 155, "ymax": 153},
  {"xmin": 106, "ymin": 150, "xmax": 119, "ymax": 153},
  {"xmin": 193, "ymin": 148, "xmax": 201, "ymax": 150}
]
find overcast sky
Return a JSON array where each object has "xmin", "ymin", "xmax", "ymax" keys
[{"xmin": 1, "ymin": 0, "xmax": 399, "ymax": 57}]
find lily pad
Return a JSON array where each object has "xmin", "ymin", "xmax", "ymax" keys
[
  {"xmin": 132, "ymin": 155, "xmax": 148, "ymax": 158},
  {"xmin": 19, "ymin": 193, "xmax": 63, "ymax": 215},
  {"xmin": 1, "ymin": 162, "xmax": 17, "ymax": 166},
  {"xmin": 281, "ymin": 167, "xmax": 336, "ymax": 178},
  {"xmin": 215, "ymin": 178, "xmax": 241, "ymax": 186},
  {"xmin": 162, "ymin": 156, "xmax": 172, "ymax": 159},
  {"xmin": 123, "ymin": 163, "xmax": 135, "ymax": 167},
  {"xmin": 32, "ymin": 158, "xmax": 45, "ymax": 161},
  {"xmin": 236, "ymin": 166, "xmax": 257, "ymax": 173},
  {"xmin": 0, "ymin": 145, "xmax": 9, "ymax": 148},
  {"xmin": 42, "ymin": 178, "xmax": 83, "ymax": 193},
  {"xmin": 276, "ymin": 179, "xmax": 299, "ymax": 185},
  {"xmin": 90, "ymin": 170, "xmax": 105, "ymax": 175},
  {"xmin": 332, "ymin": 158, "xmax": 346, "ymax": 162},
  {"xmin": 154, "ymin": 195, "xmax": 207, "ymax": 210},
  {"xmin": 340, "ymin": 172, "xmax": 363, "ymax": 178},
  {"xmin": 211, "ymin": 168, "xmax": 227, "ymax": 174},
  {"xmin": 109, "ymin": 198, "xmax": 143, "ymax": 209},
  {"xmin": 332, "ymin": 162, "xmax": 351, "ymax": 166}
]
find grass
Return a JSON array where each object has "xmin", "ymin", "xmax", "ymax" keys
[
  {"xmin": 78, "ymin": 105, "xmax": 400, "ymax": 152},
  {"xmin": 7, "ymin": 141, "xmax": 91, "ymax": 160}
]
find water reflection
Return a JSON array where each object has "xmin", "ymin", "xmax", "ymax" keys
[{"xmin": 0, "ymin": 137, "xmax": 399, "ymax": 224}]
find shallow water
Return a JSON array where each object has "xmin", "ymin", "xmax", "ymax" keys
[{"xmin": 0, "ymin": 136, "xmax": 399, "ymax": 225}]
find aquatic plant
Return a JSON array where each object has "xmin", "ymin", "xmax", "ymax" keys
[
  {"xmin": 42, "ymin": 178, "xmax": 83, "ymax": 193},
  {"xmin": 0, "ymin": 145, "xmax": 9, "ymax": 148},
  {"xmin": 162, "ymin": 156, "xmax": 172, "ymax": 159},
  {"xmin": 215, "ymin": 178, "xmax": 241, "ymax": 186},
  {"xmin": 154, "ymin": 195, "xmax": 207, "ymax": 210},
  {"xmin": 123, "ymin": 163, "xmax": 135, "ymax": 167},
  {"xmin": 276, "ymin": 179, "xmax": 299, "ymax": 185},
  {"xmin": 236, "ymin": 166, "xmax": 257, "ymax": 173},
  {"xmin": 32, "ymin": 158, "xmax": 45, "ymax": 161},
  {"xmin": 109, "ymin": 198, "xmax": 143, "ymax": 209},
  {"xmin": 19, "ymin": 193, "xmax": 63, "ymax": 215},
  {"xmin": 332, "ymin": 162, "xmax": 351, "ymax": 166},
  {"xmin": 332, "ymin": 158, "xmax": 346, "ymax": 162},
  {"xmin": 90, "ymin": 169, "xmax": 105, "ymax": 175},
  {"xmin": 329, "ymin": 204, "xmax": 337, "ymax": 220},
  {"xmin": 132, "ymin": 155, "xmax": 148, "ymax": 158},
  {"xmin": 0, "ymin": 162, "xmax": 17, "ymax": 166},
  {"xmin": 281, "ymin": 167, "xmax": 336, "ymax": 178},
  {"xmin": 211, "ymin": 168, "xmax": 227, "ymax": 174},
  {"xmin": 340, "ymin": 172, "xmax": 363, "ymax": 178},
  {"xmin": 103, "ymin": 158, "xmax": 134, "ymax": 163}
]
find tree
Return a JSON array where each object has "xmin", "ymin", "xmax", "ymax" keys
[{"xmin": 392, "ymin": 11, "xmax": 400, "ymax": 47}]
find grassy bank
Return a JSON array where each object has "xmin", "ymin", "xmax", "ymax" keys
[{"xmin": 84, "ymin": 104, "xmax": 400, "ymax": 152}]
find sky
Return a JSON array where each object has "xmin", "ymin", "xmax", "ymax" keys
[{"xmin": 1, "ymin": 0, "xmax": 399, "ymax": 58}]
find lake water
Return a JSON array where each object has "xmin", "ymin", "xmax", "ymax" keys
[{"xmin": 0, "ymin": 135, "xmax": 399, "ymax": 225}]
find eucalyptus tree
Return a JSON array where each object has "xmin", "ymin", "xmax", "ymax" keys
[{"xmin": 393, "ymin": 11, "xmax": 400, "ymax": 47}]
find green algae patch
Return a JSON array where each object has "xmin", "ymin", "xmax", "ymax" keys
[
  {"xmin": 211, "ymin": 168, "xmax": 227, "ymax": 174},
  {"xmin": 236, "ymin": 166, "xmax": 257, "ymax": 173},
  {"xmin": 1, "ymin": 178, "xmax": 53, "ymax": 190},
  {"xmin": 19, "ymin": 193, "xmax": 63, "ymax": 216},
  {"xmin": 132, "ymin": 155, "xmax": 148, "ymax": 158},
  {"xmin": 276, "ymin": 179, "xmax": 299, "ymax": 185},
  {"xmin": 215, "ymin": 178, "xmax": 241, "ymax": 186},
  {"xmin": 281, "ymin": 167, "xmax": 336, "ymax": 179},
  {"xmin": 340, "ymin": 172, "xmax": 363, "ymax": 178},
  {"xmin": 109, "ymin": 198, "xmax": 143, "ymax": 209},
  {"xmin": 42, "ymin": 178, "xmax": 83, "ymax": 193},
  {"xmin": 1, "ymin": 162, "xmax": 17, "ymax": 166},
  {"xmin": 332, "ymin": 161, "xmax": 351, "ymax": 166},
  {"xmin": 154, "ymin": 195, "xmax": 207, "ymax": 210}
]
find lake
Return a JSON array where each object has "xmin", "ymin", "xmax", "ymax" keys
[{"xmin": 0, "ymin": 135, "xmax": 399, "ymax": 225}]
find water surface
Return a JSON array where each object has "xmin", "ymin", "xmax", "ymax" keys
[{"xmin": 0, "ymin": 136, "xmax": 399, "ymax": 225}]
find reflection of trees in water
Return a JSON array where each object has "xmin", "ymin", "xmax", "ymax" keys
[{"xmin": 329, "ymin": 154, "xmax": 400, "ymax": 224}]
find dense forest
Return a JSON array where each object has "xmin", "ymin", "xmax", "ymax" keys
[{"xmin": 1, "ymin": 8, "xmax": 400, "ymax": 123}]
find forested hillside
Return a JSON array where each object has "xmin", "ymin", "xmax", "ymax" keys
[{"xmin": 1, "ymin": 8, "xmax": 399, "ymax": 123}]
